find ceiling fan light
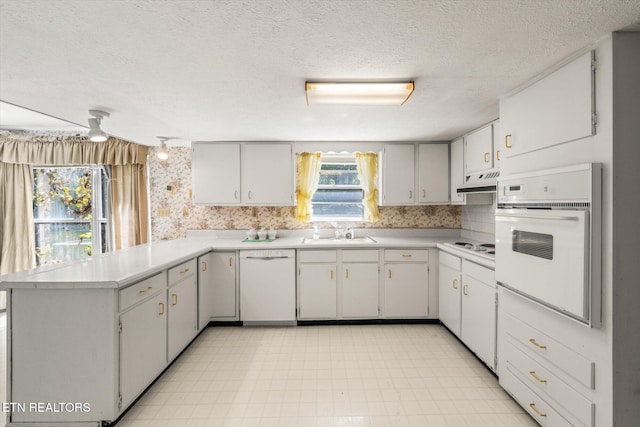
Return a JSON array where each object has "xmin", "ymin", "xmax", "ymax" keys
[
  {"xmin": 305, "ymin": 81, "xmax": 414, "ymax": 105},
  {"xmin": 157, "ymin": 141, "xmax": 169, "ymax": 160},
  {"xmin": 87, "ymin": 110, "xmax": 110, "ymax": 142}
]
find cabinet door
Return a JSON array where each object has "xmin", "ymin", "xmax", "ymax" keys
[
  {"xmin": 449, "ymin": 138, "xmax": 465, "ymax": 204},
  {"xmin": 464, "ymin": 124, "xmax": 493, "ymax": 174},
  {"xmin": 120, "ymin": 292, "xmax": 167, "ymax": 407},
  {"xmin": 383, "ymin": 263, "xmax": 429, "ymax": 317},
  {"xmin": 298, "ymin": 263, "xmax": 337, "ymax": 319},
  {"xmin": 192, "ymin": 143, "xmax": 241, "ymax": 205},
  {"xmin": 381, "ymin": 144, "xmax": 415, "ymax": 205},
  {"xmin": 500, "ymin": 51, "xmax": 594, "ymax": 158},
  {"xmin": 418, "ymin": 144, "xmax": 449, "ymax": 203},
  {"xmin": 461, "ymin": 275, "xmax": 496, "ymax": 369},
  {"xmin": 243, "ymin": 143, "xmax": 293, "ymax": 205},
  {"xmin": 342, "ymin": 263, "xmax": 379, "ymax": 318},
  {"xmin": 168, "ymin": 276, "xmax": 198, "ymax": 360},
  {"xmin": 198, "ymin": 252, "xmax": 237, "ymax": 329},
  {"xmin": 438, "ymin": 263, "xmax": 461, "ymax": 337},
  {"xmin": 492, "ymin": 119, "xmax": 502, "ymax": 168}
]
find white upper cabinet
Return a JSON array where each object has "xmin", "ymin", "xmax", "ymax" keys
[
  {"xmin": 464, "ymin": 124, "xmax": 494, "ymax": 174},
  {"xmin": 449, "ymin": 138, "xmax": 465, "ymax": 204},
  {"xmin": 493, "ymin": 119, "xmax": 502, "ymax": 168},
  {"xmin": 380, "ymin": 144, "xmax": 415, "ymax": 205},
  {"xmin": 500, "ymin": 51, "xmax": 595, "ymax": 158},
  {"xmin": 417, "ymin": 144, "xmax": 449, "ymax": 204},
  {"xmin": 192, "ymin": 143, "xmax": 241, "ymax": 205},
  {"xmin": 192, "ymin": 143, "xmax": 294, "ymax": 206},
  {"xmin": 243, "ymin": 143, "xmax": 294, "ymax": 205}
]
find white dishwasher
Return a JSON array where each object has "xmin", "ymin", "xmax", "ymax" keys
[{"xmin": 239, "ymin": 249, "xmax": 296, "ymax": 323}]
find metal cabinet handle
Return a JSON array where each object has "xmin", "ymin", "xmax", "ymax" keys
[
  {"xmin": 330, "ymin": 270, "xmax": 334, "ymax": 280},
  {"xmin": 529, "ymin": 403, "xmax": 546, "ymax": 418},
  {"xmin": 505, "ymin": 134, "xmax": 513, "ymax": 148},
  {"xmin": 388, "ymin": 270, "xmax": 392, "ymax": 279},
  {"xmin": 422, "ymin": 189, "xmax": 426, "ymax": 198},
  {"xmin": 452, "ymin": 279, "xmax": 458, "ymax": 289},
  {"xmin": 138, "ymin": 286, "xmax": 153, "ymax": 294},
  {"xmin": 159, "ymin": 302, "xmax": 165, "ymax": 315},
  {"xmin": 484, "ymin": 152, "xmax": 489, "ymax": 163},
  {"xmin": 529, "ymin": 338, "xmax": 547, "ymax": 350},
  {"xmin": 229, "ymin": 257, "xmax": 233, "ymax": 267},
  {"xmin": 234, "ymin": 190, "xmax": 239, "ymax": 199},
  {"xmin": 463, "ymin": 284, "xmax": 468, "ymax": 296},
  {"xmin": 529, "ymin": 371, "xmax": 547, "ymax": 383},
  {"xmin": 402, "ymin": 254, "xmax": 412, "ymax": 258},
  {"xmin": 248, "ymin": 190, "xmax": 253, "ymax": 199},
  {"xmin": 409, "ymin": 190, "xmax": 413, "ymax": 199},
  {"xmin": 345, "ymin": 269, "xmax": 349, "ymax": 279},
  {"xmin": 496, "ymin": 149, "xmax": 501, "ymax": 161},
  {"xmin": 172, "ymin": 293, "xmax": 178, "ymax": 306},
  {"xmin": 202, "ymin": 261, "xmax": 207, "ymax": 272},
  {"xmin": 180, "ymin": 268, "xmax": 190, "ymax": 274}
]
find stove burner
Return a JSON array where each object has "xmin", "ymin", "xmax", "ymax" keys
[
  {"xmin": 454, "ymin": 241, "xmax": 471, "ymax": 246},
  {"xmin": 480, "ymin": 243, "xmax": 495, "ymax": 249},
  {"xmin": 487, "ymin": 251, "xmax": 495, "ymax": 255}
]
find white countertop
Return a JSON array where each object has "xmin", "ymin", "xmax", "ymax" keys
[{"xmin": 0, "ymin": 231, "xmax": 484, "ymax": 290}]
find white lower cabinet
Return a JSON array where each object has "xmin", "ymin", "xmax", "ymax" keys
[
  {"xmin": 438, "ymin": 251, "xmax": 496, "ymax": 371},
  {"xmin": 461, "ymin": 264, "xmax": 496, "ymax": 370},
  {"xmin": 382, "ymin": 250, "xmax": 429, "ymax": 318},
  {"xmin": 120, "ymin": 289, "xmax": 167, "ymax": 408},
  {"xmin": 167, "ymin": 260, "xmax": 198, "ymax": 361},
  {"xmin": 499, "ymin": 288, "xmax": 597, "ymax": 427},
  {"xmin": 298, "ymin": 249, "xmax": 381, "ymax": 320},
  {"xmin": 342, "ymin": 255, "xmax": 380, "ymax": 318},
  {"xmin": 198, "ymin": 251, "xmax": 237, "ymax": 328},
  {"xmin": 298, "ymin": 262, "xmax": 337, "ymax": 319},
  {"xmin": 438, "ymin": 252, "xmax": 461, "ymax": 335}
]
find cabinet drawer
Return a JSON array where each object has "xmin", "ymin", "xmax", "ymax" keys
[
  {"xmin": 504, "ymin": 339, "xmax": 594, "ymax": 427},
  {"xmin": 168, "ymin": 259, "xmax": 196, "ymax": 285},
  {"xmin": 299, "ymin": 250, "xmax": 337, "ymax": 263},
  {"xmin": 119, "ymin": 273, "xmax": 166, "ymax": 311},
  {"xmin": 501, "ymin": 367, "xmax": 573, "ymax": 427},
  {"xmin": 384, "ymin": 249, "xmax": 428, "ymax": 262},
  {"xmin": 462, "ymin": 259, "xmax": 494, "ymax": 285},
  {"xmin": 439, "ymin": 251, "xmax": 461, "ymax": 270},
  {"xmin": 504, "ymin": 314, "xmax": 594, "ymax": 389},
  {"xmin": 342, "ymin": 250, "xmax": 379, "ymax": 262}
]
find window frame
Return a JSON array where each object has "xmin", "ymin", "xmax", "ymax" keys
[
  {"xmin": 310, "ymin": 154, "xmax": 365, "ymax": 222},
  {"xmin": 32, "ymin": 165, "xmax": 111, "ymax": 265}
]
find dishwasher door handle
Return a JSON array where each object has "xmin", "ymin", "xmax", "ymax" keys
[{"xmin": 244, "ymin": 256, "xmax": 290, "ymax": 260}]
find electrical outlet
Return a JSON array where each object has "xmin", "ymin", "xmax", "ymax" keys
[
  {"xmin": 182, "ymin": 207, "xmax": 189, "ymax": 216},
  {"xmin": 157, "ymin": 208, "xmax": 170, "ymax": 217},
  {"xmin": 252, "ymin": 207, "xmax": 258, "ymax": 217},
  {"xmin": 165, "ymin": 185, "xmax": 174, "ymax": 195}
]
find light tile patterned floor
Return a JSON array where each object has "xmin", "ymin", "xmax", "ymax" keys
[{"xmin": 118, "ymin": 324, "xmax": 537, "ymax": 427}]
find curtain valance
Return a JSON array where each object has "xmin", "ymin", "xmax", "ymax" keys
[{"xmin": 0, "ymin": 138, "xmax": 148, "ymax": 166}]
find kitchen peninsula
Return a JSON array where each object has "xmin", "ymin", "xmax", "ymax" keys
[{"xmin": 0, "ymin": 230, "xmax": 468, "ymax": 426}]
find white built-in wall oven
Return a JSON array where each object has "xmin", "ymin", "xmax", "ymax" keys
[{"xmin": 495, "ymin": 163, "xmax": 602, "ymax": 327}]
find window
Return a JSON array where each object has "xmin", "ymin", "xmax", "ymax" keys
[
  {"xmin": 32, "ymin": 166, "xmax": 111, "ymax": 265},
  {"xmin": 311, "ymin": 154, "xmax": 364, "ymax": 221}
]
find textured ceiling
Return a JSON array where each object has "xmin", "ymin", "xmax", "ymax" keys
[{"xmin": 1, "ymin": 0, "xmax": 639, "ymax": 146}]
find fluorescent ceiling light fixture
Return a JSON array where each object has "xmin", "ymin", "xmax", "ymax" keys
[
  {"xmin": 87, "ymin": 109, "xmax": 109, "ymax": 142},
  {"xmin": 305, "ymin": 81, "xmax": 414, "ymax": 105}
]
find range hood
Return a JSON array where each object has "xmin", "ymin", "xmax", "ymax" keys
[{"xmin": 457, "ymin": 170, "xmax": 500, "ymax": 194}]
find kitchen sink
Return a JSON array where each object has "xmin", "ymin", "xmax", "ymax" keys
[{"xmin": 301, "ymin": 236, "xmax": 377, "ymax": 245}]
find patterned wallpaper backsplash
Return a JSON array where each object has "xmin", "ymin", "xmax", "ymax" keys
[{"xmin": 149, "ymin": 147, "xmax": 461, "ymax": 241}]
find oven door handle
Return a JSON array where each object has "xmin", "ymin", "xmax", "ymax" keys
[{"xmin": 496, "ymin": 213, "xmax": 580, "ymax": 222}]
